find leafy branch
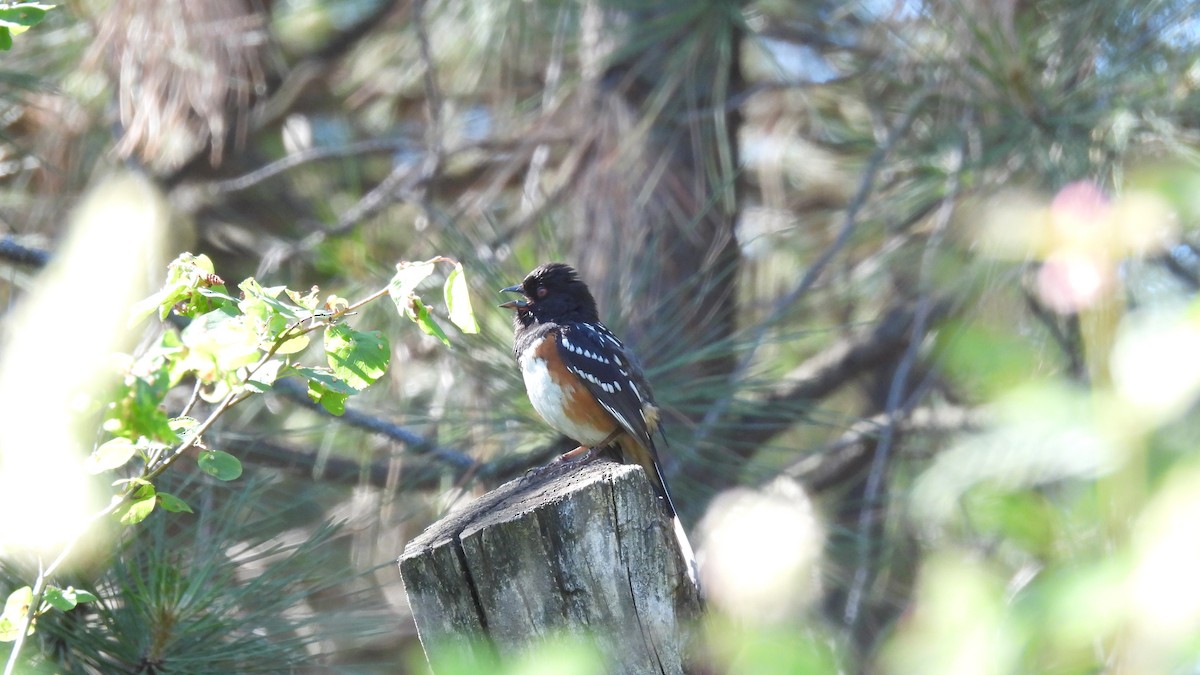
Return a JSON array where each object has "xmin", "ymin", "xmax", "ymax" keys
[
  {"xmin": 1, "ymin": 253, "xmax": 478, "ymax": 674},
  {"xmin": 0, "ymin": 2, "xmax": 52, "ymax": 51}
]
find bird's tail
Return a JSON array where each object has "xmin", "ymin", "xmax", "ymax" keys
[
  {"xmin": 620, "ymin": 437, "xmax": 678, "ymax": 519},
  {"xmin": 620, "ymin": 437, "xmax": 700, "ymax": 589}
]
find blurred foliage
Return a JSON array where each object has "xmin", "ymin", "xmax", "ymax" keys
[
  {"xmin": 1, "ymin": 477, "xmax": 397, "ymax": 673},
  {"xmin": 1, "ymin": 0, "xmax": 1200, "ymax": 671}
]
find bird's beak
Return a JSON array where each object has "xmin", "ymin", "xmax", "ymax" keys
[{"xmin": 499, "ymin": 284, "xmax": 527, "ymax": 310}]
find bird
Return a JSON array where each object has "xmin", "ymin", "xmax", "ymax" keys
[{"xmin": 499, "ymin": 262, "xmax": 681, "ymax": 520}]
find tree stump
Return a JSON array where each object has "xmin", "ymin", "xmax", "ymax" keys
[{"xmin": 398, "ymin": 459, "xmax": 702, "ymax": 674}]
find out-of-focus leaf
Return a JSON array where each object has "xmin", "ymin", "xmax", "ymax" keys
[
  {"xmin": 0, "ymin": 586, "xmax": 33, "ymax": 641},
  {"xmin": 83, "ymin": 437, "xmax": 139, "ymax": 474},
  {"xmin": 157, "ymin": 492, "xmax": 193, "ymax": 514},
  {"xmin": 389, "ymin": 260, "xmax": 437, "ymax": 309},
  {"xmin": 118, "ymin": 494, "xmax": 157, "ymax": 525},
  {"xmin": 444, "ymin": 262, "xmax": 479, "ymax": 334},
  {"xmin": 197, "ymin": 450, "xmax": 242, "ymax": 481}
]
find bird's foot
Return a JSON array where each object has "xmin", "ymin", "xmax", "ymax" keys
[
  {"xmin": 520, "ymin": 446, "xmax": 602, "ymax": 486},
  {"xmin": 552, "ymin": 445, "xmax": 602, "ymax": 465}
]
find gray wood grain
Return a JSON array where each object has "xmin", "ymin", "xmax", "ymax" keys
[{"xmin": 399, "ymin": 459, "xmax": 702, "ymax": 674}]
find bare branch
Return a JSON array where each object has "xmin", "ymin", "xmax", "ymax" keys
[
  {"xmin": 691, "ymin": 85, "xmax": 933, "ymax": 451},
  {"xmin": 786, "ymin": 405, "xmax": 989, "ymax": 491},
  {"xmin": 842, "ymin": 125, "xmax": 966, "ymax": 632},
  {"xmin": 270, "ymin": 379, "xmax": 477, "ymax": 472}
]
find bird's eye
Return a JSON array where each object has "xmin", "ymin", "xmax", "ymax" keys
[{"xmin": 536, "ymin": 286, "xmax": 549, "ymax": 299}]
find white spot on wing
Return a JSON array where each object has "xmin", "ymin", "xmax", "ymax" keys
[{"xmin": 600, "ymin": 401, "xmax": 633, "ymax": 437}]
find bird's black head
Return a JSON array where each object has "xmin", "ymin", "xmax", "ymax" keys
[{"xmin": 500, "ymin": 262, "xmax": 599, "ymax": 325}]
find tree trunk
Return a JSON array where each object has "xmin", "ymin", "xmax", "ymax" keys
[{"xmin": 399, "ymin": 460, "xmax": 702, "ymax": 674}]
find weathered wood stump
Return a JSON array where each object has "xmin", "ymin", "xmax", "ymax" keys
[{"xmin": 399, "ymin": 459, "xmax": 702, "ymax": 674}]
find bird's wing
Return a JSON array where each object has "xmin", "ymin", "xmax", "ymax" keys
[{"xmin": 556, "ymin": 322, "xmax": 657, "ymax": 449}]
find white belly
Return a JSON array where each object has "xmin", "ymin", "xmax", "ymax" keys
[{"xmin": 519, "ymin": 346, "xmax": 610, "ymax": 446}]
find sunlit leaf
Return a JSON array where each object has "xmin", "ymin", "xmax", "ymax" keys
[
  {"xmin": 288, "ymin": 364, "xmax": 355, "ymax": 415},
  {"xmin": 324, "ymin": 323, "xmax": 390, "ymax": 390},
  {"xmin": 130, "ymin": 252, "xmax": 227, "ymax": 323},
  {"xmin": 181, "ymin": 306, "xmax": 261, "ymax": 376},
  {"xmin": 169, "ymin": 416, "xmax": 199, "ymax": 440},
  {"xmin": 389, "ymin": 260, "xmax": 437, "ymax": 310},
  {"xmin": 284, "ymin": 285, "xmax": 322, "ymax": 311},
  {"xmin": 245, "ymin": 358, "xmax": 284, "ymax": 393},
  {"xmin": 43, "ymin": 586, "xmax": 76, "ymax": 611},
  {"xmin": 238, "ymin": 277, "xmax": 301, "ymax": 321},
  {"xmin": 309, "ymin": 380, "xmax": 348, "ymax": 415},
  {"xmin": 444, "ymin": 263, "xmax": 479, "ymax": 334},
  {"xmin": 0, "ymin": 586, "xmax": 33, "ymax": 641},
  {"xmin": 413, "ymin": 297, "xmax": 451, "ymax": 347},
  {"xmin": 83, "ymin": 437, "xmax": 138, "ymax": 474},
  {"xmin": 273, "ymin": 331, "xmax": 310, "ymax": 355},
  {"xmin": 118, "ymin": 495, "xmax": 157, "ymax": 525}
]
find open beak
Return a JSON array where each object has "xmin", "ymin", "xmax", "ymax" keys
[{"xmin": 499, "ymin": 284, "xmax": 527, "ymax": 310}]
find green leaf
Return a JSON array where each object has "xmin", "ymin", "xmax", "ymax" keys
[
  {"xmin": 324, "ymin": 324, "xmax": 390, "ymax": 390},
  {"xmin": 245, "ymin": 359, "xmax": 284, "ymax": 393},
  {"xmin": 413, "ymin": 297, "xmax": 451, "ymax": 347},
  {"xmin": 169, "ymin": 416, "xmax": 199, "ymax": 439},
  {"xmin": 389, "ymin": 260, "xmax": 437, "ymax": 308},
  {"xmin": 274, "ymin": 331, "xmax": 310, "ymax": 355},
  {"xmin": 238, "ymin": 277, "xmax": 301, "ymax": 321},
  {"xmin": 285, "ymin": 286, "xmax": 323, "ymax": 311},
  {"xmin": 289, "ymin": 365, "xmax": 357, "ymax": 393},
  {"xmin": 197, "ymin": 450, "xmax": 242, "ymax": 481},
  {"xmin": 180, "ymin": 306, "xmax": 261, "ymax": 379},
  {"xmin": 289, "ymin": 365, "xmax": 355, "ymax": 415},
  {"xmin": 238, "ymin": 278, "xmax": 314, "ymax": 354},
  {"xmin": 42, "ymin": 586, "xmax": 97, "ymax": 612},
  {"xmin": 43, "ymin": 586, "xmax": 76, "ymax": 611},
  {"xmin": 157, "ymin": 492, "xmax": 194, "ymax": 514},
  {"xmin": 131, "ymin": 252, "xmax": 227, "ymax": 323},
  {"xmin": 444, "ymin": 263, "xmax": 480, "ymax": 334},
  {"xmin": 83, "ymin": 437, "xmax": 139, "ymax": 474},
  {"xmin": 0, "ymin": 5, "xmax": 50, "ymax": 30},
  {"xmin": 0, "ymin": 27, "xmax": 12, "ymax": 51},
  {"xmin": 0, "ymin": 586, "xmax": 32, "ymax": 641},
  {"xmin": 119, "ymin": 495, "xmax": 157, "ymax": 525},
  {"xmin": 104, "ymin": 348, "xmax": 177, "ymax": 442},
  {"xmin": 309, "ymin": 381, "xmax": 348, "ymax": 415}
]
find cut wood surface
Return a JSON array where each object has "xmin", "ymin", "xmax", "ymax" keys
[{"xmin": 399, "ymin": 459, "xmax": 702, "ymax": 674}]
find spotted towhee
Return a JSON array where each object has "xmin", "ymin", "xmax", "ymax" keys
[{"xmin": 500, "ymin": 262, "xmax": 680, "ymax": 520}]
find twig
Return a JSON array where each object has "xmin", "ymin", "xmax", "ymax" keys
[
  {"xmin": 4, "ymin": 379, "xmax": 241, "ymax": 675},
  {"xmin": 201, "ymin": 137, "xmax": 418, "ymax": 195},
  {"xmin": 412, "ymin": 0, "xmax": 445, "ymax": 208},
  {"xmin": 785, "ymin": 406, "xmax": 988, "ymax": 491},
  {"xmin": 841, "ymin": 123, "xmax": 966, "ymax": 632},
  {"xmin": 0, "ymin": 237, "xmax": 50, "ymax": 268},
  {"xmin": 3, "ymin": 283, "xmax": 394, "ymax": 673},
  {"xmin": 162, "ymin": 0, "xmax": 404, "ymax": 189},
  {"xmin": 270, "ymin": 379, "xmax": 477, "ymax": 471},
  {"xmin": 1022, "ymin": 287, "xmax": 1087, "ymax": 382},
  {"xmin": 713, "ymin": 299, "xmax": 948, "ymax": 459}
]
